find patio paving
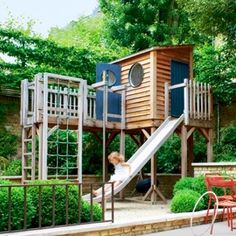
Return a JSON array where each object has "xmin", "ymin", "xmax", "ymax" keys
[
  {"xmin": 105, "ymin": 197, "xmax": 172, "ymax": 223},
  {"xmin": 4, "ymin": 196, "xmax": 236, "ymax": 235},
  {"xmin": 146, "ymin": 221, "xmax": 235, "ymax": 236}
]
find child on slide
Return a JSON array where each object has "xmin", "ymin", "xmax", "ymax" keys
[{"xmin": 93, "ymin": 151, "xmax": 131, "ymax": 197}]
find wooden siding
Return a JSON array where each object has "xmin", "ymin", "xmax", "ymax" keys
[
  {"xmin": 114, "ymin": 46, "xmax": 193, "ymax": 130},
  {"xmin": 118, "ymin": 53, "xmax": 151, "ymax": 129},
  {"xmin": 156, "ymin": 48, "xmax": 192, "ymax": 121}
]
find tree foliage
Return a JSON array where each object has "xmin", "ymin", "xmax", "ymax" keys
[
  {"xmin": 0, "ymin": 28, "xmax": 109, "ymax": 88},
  {"xmin": 99, "ymin": 0, "xmax": 191, "ymax": 51},
  {"xmin": 99, "ymin": 0, "xmax": 236, "ymax": 103},
  {"xmin": 177, "ymin": 0, "xmax": 236, "ymax": 47},
  {"xmin": 194, "ymin": 44, "xmax": 236, "ymax": 103},
  {"xmin": 214, "ymin": 123, "xmax": 236, "ymax": 161},
  {"xmin": 48, "ymin": 15, "xmax": 130, "ymax": 60}
]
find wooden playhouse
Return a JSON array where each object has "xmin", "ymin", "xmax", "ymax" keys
[{"xmin": 21, "ymin": 45, "xmax": 213, "ymax": 201}]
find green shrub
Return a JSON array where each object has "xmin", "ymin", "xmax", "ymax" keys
[
  {"xmin": 214, "ymin": 123, "xmax": 236, "ymax": 162},
  {"xmin": 0, "ymin": 181, "xmax": 36, "ymax": 231},
  {"xmin": 0, "ymin": 128, "xmax": 18, "ymax": 158},
  {"xmin": 173, "ymin": 176, "xmax": 209, "ymax": 207},
  {"xmin": 171, "ymin": 189, "xmax": 204, "ymax": 213},
  {"xmin": 4, "ymin": 159, "xmax": 22, "ymax": 176},
  {"xmin": 28, "ymin": 179, "xmax": 102, "ymax": 227},
  {"xmin": 0, "ymin": 156, "xmax": 9, "ymax": 175},
  {"xmin": 173, "ymin": 177, "xmax": 195, "ymax": 195},
  {"xmin": 81, "ymin": 200, "xmax": 102, "ymax": 222},
  {"xmin": 172, "ymin": 176, "xmax": 227, "ymax": 212},
  {"xmin": 157, "ymin": 134, "xmax": 181, "ymax": 173}
]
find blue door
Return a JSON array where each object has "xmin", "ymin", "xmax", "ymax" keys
[
  {"xmin": 96, "ymin": 63, "xmax": 121, "ymax": 122},
  {"xmin": 171, "ymin": 60, "xmax": 189, "ymax": 117}
]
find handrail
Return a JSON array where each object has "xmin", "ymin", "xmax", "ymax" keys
[{"xmin": 165, "ymin": 79, "xmax": 213, "ymax": 125}]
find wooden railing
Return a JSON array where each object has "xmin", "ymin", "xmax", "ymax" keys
[
  {"xmin": 20, "ymin": 80, "xmax": 35, "ymax": 125},
  {"xmin": 188, "ymin": 80, "xmax": 212, "ymax": 121},
  {"xmin": 165, "ymin": 79, "xmax": 213, "ymax": 124},
  {"xmin": 86, "ymin": 85, "xmax": 96, "ymax": 119},
  {"xmin": 21, "ymin": 73, "xmax": 126, "ymax": 125}
]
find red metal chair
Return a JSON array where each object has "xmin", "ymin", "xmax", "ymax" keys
[{"xmin": 205, "ymin": 174, "xmax": 236, "ymax": 230}]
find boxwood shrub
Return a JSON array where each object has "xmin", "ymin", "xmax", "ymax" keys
[
  {"xmin": 173, "ymin": 176, "xmax": 209, "ymax": 207},
  {"xmin": 28, "ymin": 179, "xmax": 102, "ymax": 227},
  {"xmin": 0, "ymin": 180, "xmax": 36, "ymax": 231},
  {"xmin": 0, "ymin": 179, "xmax": 102, "ymax": 231},
  {"xmin": 171, "ymin": 189, "xmax": 205, "ymax": 213},
  {"xmin": 171, "ymin": 175, "xmax": 227, "ymax": 213}
]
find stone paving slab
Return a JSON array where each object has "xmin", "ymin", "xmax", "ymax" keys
[
  {"xmin": 146, "ymin": 221, "xmax": 235, "ymax": 236},
  {"xmin": 3, "ymin": 197, "xmax": 235, "ymax": 236}
]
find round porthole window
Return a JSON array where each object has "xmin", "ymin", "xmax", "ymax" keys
[
  {"xmin": 101, "ymin": 70, "xmax": 116, "ymax": 87},
  {"xmin": 128, "ymin": 63, "xmax": 144, "ymax": 87}
]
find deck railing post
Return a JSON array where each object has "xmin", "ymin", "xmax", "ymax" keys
[
  {"xmin": 164, "ymin": 82, "xmax": 169, "ymax": 119},
  {"xmin": 41, "ymin": 73, "xmax": 48, "ymax": 180},
  {"xmin": 184, "ymin": 79, "xmax": 189, "ymax": 125},
  {"xmin": 83, "ymin": 80, "xmax": 88, "ymax": 120},
  {"xmin": 77, "ymin": 80, "xmax": 84, "ymax": 183}
]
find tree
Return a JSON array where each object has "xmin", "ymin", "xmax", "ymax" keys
[
  {"xmin": 177, "ymin": 0, "xmax": 236, "ymax": 47},
  {"xmin": 48, "ymin": 15, "xmax": 130, "ymax": 60},
  {"xmin": 194, "ymin": 44, "xmax": 236, "ymax": 103},
  {"xmin": 99, "ymin": 0, "xmax": 191, "ymax": 51}
]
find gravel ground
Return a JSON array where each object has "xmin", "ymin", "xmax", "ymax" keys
[{"xmin": 105, "ymin": 197, "xmax": 171, "ymax": 223}]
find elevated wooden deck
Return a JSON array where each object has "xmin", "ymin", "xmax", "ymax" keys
[{"xmin": 20, "ymin": 73, "xmax": 214, "ymax": 182}]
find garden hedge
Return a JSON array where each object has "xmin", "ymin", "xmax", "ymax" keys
[{"xmin": 0, "ymin": 179, "xmax": 102, "ymax": 231}]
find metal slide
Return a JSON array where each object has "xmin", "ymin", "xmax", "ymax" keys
[{"xmin": 83, "ymin": 115, "xmax": 184, "ymax": 202}]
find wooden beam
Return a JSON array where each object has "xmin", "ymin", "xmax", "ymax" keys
[
  {"xmin": 187, "ymin": 127, "xmax": 195, "ymax": 140},
  {"xmin": 150, "ymin": 51, "xmax": 157, "ymax": 119},
  {"xmin": 181, "ymin": 125, "xmax": 188, "ymax": 178},
  {"xmin": 120, "ymin": 130, "xmax": 125, "ymax": 156},
  {"xmin": 142, "ymin": 129, "xmax": 150, "ymax": 139},
  {"xmin": 207, "ymin": 129, "xmax": 213, "ymax": 162},
  {"xmin": 106, "ymin": 131, "xmax": 119, "ymax": 147},
  {"xmin": 129, "ymin": 134, "xmax": 141, "ymax": 147},
  {"xmin": 199, "ymin": 127, "xmax": 209, "ymax": 141},
  {"xmin": 91, "ymin": 132, "xmax": 103, "ymax": 144},
  {"xmin": 150, "ymin": 127, "xmax": 157, "ymax": 203},
  {"xmin": 187, "ymin": 134, "xmax": 194, "ymax": 177}
]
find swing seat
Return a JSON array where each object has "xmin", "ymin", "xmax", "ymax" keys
[{"xmin": 136, "ymin": 178, "xmax": 159, "ymax": 193}]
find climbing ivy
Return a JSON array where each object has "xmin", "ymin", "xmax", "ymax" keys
[{"xmin": 0, "ymin": 28, "xmax": 110, "ymax": 88}]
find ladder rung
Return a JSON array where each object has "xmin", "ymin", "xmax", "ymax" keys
[
  {"xmin": 24, "ymin": 124, "xmax": 33, "ymax": 128},
  {"xmin": 24, "ymin": 166, "xmax": 32, "ymax": 170},
  {"xmin": 24, "ymin": 152, "xmax": 32, "ymax": 156},
  {"xmin": 24, "ymin": 139, "xmax": 32, "ymax": 142}
]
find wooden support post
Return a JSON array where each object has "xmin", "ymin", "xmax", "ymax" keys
[
  {"xmin": 120, "ymin": 87, "xmax": 126, "ymax": 156},
  {"xmin": 120, "ymin": 130, "xmax": 125, "ymax": 156},
  {"xmin": 41, "ymin": 74, "xmax": 48, "ymax": 180},
  {"xmin": 38, "ymin": 124, "xmax": 43, "ymax": 179},
  {"xmin": 31, "ymin": 124, "xmax": 36, "ymax": 180},
  {"xmin": 102, "ymin": 73, "xmax": 108, "ymax": 183},
  {"xmin": 142, "ymin": 128, "xmax": 167, "ymax": 204},
  {"xmin": 150, "ymin": 127, "xmax": 157, "ymax": 203},
  {"xmin": 77, "ymin": 80, "xmax": 84, "ymax": 183},
  {"xmin": 181, "ymin": 125, "xmax": 188, "ymax": 178},
  {"xmin": 207, "ymin": 128, "xmax": 213, "ymax": 162},
  {"xmin": 187, "ymin": 134, "xmax": 194, "ymax": 177}
]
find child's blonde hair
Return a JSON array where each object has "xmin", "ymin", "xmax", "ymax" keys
[{"xmin": 108, "ymin": 151, "xmax": 124, "ymax": 163}]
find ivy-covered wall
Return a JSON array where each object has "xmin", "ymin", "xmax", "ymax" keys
[
  {"xmin": 219, "ymin": 96, "xmax": 236, "ymax": 127},
  {"xmin": 0, "ymin": 94, "xmax": 21, "ymax": 160}
]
